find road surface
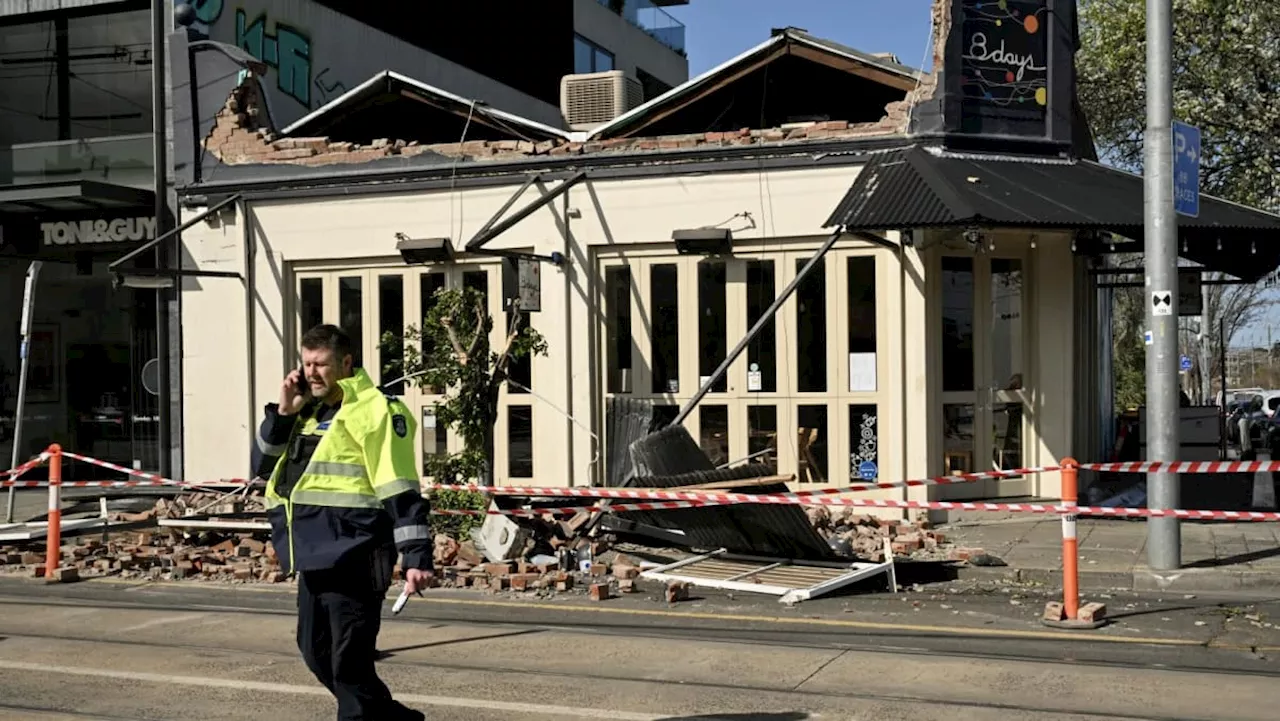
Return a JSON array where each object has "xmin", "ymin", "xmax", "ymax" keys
[{"xmin": 0, "ymin": 578, "xmax": 1277, "ymax": 720}]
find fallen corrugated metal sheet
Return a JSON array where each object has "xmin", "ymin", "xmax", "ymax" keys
[
  {"xmin": 604, "ymin": 397, "xmax": 655, "ymax": 487},
  {"xmin": 619, "ymin": 424, "xmax": 837, "ymax": 560}
]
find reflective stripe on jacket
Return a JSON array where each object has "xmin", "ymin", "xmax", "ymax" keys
[{"xmin": 250, "ymin": 367, "xmax": 433, "ymax": 575}]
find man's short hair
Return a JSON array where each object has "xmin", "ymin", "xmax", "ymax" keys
[{"xmin": 301, "ymin": 324, "xmax": 354, "ymax": 362}]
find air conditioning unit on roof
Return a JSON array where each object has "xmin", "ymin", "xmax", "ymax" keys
[{"xmin": 560, "ymin": 70, "xmax": 644, "ymax": 131}]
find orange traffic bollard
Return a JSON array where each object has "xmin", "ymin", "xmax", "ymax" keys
[
  {"xmin": 43, "ymin": 444, "xmax": 62, "ymax": 582},
  {"xmin": 1062, "ymin": 457, "xmax": 1080, "ymax": 620},
  {"xmin": 1043, "ymin": 457, "xmax": 1106, "ymax": 629}
]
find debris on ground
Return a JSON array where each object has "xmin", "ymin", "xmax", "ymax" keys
[
  {"xmin": 805, "ymin": 506, "xmax": 996, "ymax": 565},
  {"xmin": 0, "ymin": 530, "xmax": 283, "ymax": 583}
]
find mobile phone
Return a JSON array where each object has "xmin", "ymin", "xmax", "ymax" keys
[{"xmin": 295, "ymin": 366, "xmax": 309, "ymax": 397}]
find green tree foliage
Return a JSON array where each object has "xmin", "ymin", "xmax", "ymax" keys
[
  {"xmin": 1078, "ymin": 0, "xmax": 1280, "ymax": 210},
  {"xmin": 381, "ymin": 286, "xmax": 547, "ymax": 486},
  {"xmin": 1077, "ymin": 1, "xmax": 1280, "ymax": 407}
]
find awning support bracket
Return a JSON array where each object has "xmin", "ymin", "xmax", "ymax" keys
[
  {"xmin": 465, "ymin": 171, "xmax": 588, "ymax": 252},
  {"xmin": 107, "ymin": 193, "xmax": 242, "ymax": 271}
]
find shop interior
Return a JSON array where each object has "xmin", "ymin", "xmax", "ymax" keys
[{"xmin": 0, "ymin": 256, "xmax": 160, "ymax": 479}]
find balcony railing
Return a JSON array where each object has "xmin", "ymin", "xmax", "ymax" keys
[
  {"xmin": 597, "ymin": 0, "xmax": 687, "ymax": 55},
  {"xmin": 0, "ymin": 133, "xmax": 154, "ymax": 188}
]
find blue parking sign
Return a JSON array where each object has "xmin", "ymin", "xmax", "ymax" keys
[{"xmin": 1173, "ymin": 120, "xmax": 1200, "ymax": 218}]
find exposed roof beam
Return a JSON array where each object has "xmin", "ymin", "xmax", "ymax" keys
[
  {"xmin": 611, "ymin": 44, "xmax": 790, "ymax": 139},
  {"xmin": 786, "ymin": 44, "xmax": 918, "ymax": 92}
]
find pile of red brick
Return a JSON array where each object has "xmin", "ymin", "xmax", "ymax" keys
[
  {"xmin": 0, "ymin": 530, "xmax": 284, "ymax": 584},
  {"xmin": 805, "ymin": 507, "xmax": 985, "ymax": 563},
  {"xmin": 429, "ymin": 533, "xmax": 650, "ymax": 601}
]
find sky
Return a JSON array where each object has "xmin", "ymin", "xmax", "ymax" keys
[{"xmin": 664, "ymin": 0, "xmax": 937, "ymax": 77}]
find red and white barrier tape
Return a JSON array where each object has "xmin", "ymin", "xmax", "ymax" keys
[
  {"xmin": 31, "ymin": 452, "xmax": 253, "ymax": 491},
  {"xmin": 1080, "ymin": 460, "xmax": 1280, "ymax": 474},
  {"xmin": 11, "ymin": 449, "xmax": 1279, "ymax": 521},
  {"xmin": 425, "ymin": 464, "xmax": 1063, "ymax": 502},
  {"xmin": 2, "ymin": 452, "xmax": 49, "ymax": 480},
  {"xmin": 432, "ymin": 499, "xmax": 725, "ymax": 517},
  {"xmin": 824, "ymin": 497, "xmax": 1280, "ymax": 521},
  {"xmin": 1, "ymin": 479, "xmax": 253, "ymax": 490}
]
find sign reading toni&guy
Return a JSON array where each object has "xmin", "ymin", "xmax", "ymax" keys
[{"xmin": 41, "ymin": 216, "xmax": 157, "ymax": 246}]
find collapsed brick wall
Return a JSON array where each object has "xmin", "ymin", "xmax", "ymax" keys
[
  {"xmin": 882, "ymin": 0, "xmax": 949, "ymax": 133},
  {"xmin": 203, "ymin": 76, "xmax": 905, "ymax": 169}
]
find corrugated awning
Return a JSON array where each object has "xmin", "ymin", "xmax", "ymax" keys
[
  {"xmin": 824, "ymin": 145, "xmax": 1280, "ymax": 281},
  {"xmin": 0, "ymin": 180, "xmax": 154, "ymax": 215}
]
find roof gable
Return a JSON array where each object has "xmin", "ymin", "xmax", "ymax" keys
[
  {"xmin": 588, "ymin": 28, "xmax": 922, "ymax": 140},
  {"xmin": 281, "ymin": 70, "xmax": 571, "ymax": 145}
]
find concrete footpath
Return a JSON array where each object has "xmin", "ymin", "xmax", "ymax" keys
[{"xmin": 937, "ymin": 509, "xmax": 1280, "ymax": 594}]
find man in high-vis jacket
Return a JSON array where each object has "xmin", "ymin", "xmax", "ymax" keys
[{"xmin": 251, "ymin": 323, "xmax": 431, "ymax": 721}]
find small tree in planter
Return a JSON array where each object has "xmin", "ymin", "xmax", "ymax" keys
[{"xmin": 382, "ymin": 286, "xmax": 547, "ymax": 488}]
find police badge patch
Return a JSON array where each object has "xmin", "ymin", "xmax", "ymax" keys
[{"xmin": 392, "ymin": 414, "xmax": 408, "ymax": 438}]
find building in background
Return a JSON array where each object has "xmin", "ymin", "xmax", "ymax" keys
[
  {"xmin": 0, "ymin": 0, "xmax": 164, "ymax": 478},
  {"xmin": 185, "ymin": 0, "xmax": 690, "ymax": 130}
]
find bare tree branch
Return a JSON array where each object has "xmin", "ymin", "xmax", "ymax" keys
[{"xmin": 440, "ymin": 312, "xmax": 469, "ymax": 366}]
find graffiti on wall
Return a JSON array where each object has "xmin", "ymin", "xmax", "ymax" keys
[{"xmin": 188, "ymin": 0, "xmax": 348, "ymax": 111}]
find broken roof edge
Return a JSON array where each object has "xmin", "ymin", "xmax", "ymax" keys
[
  {"xmin": 280, "ymin": 69, "xmax": 573, "ymax": 142},
  {"xmin": 586, "ymin": 27, "xmax": 924, "ymax": 141}
]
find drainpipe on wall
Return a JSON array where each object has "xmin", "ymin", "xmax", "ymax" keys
[
  {"xmin": 243, "ymin": 198, "xmax": 256, "ymax": 472},
  {"xmin": 562, "ymin": 192, "xmax": 577, "ymax": 487},
  {"xmin": 899, "ymin": 232, "xmax": 911, "ymax": 523}
]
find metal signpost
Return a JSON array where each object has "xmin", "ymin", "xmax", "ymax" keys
[
  {"xmin": 6, "ymin": 261, "xmax": 43, "ymax": 523},
  {"xmin": 1145, "ymin": 0, "xmax": 1182, "ymax": 571}
]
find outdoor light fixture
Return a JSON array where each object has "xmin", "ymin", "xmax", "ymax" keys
[
  {"xmin": 112, "ymin": 272, "xmax": 176, "ymax": 290},
  {"xmin": 396, "ymin": 234, "xmax": 456, "ymax": 264},
  {"xmin": 672, "ymin": 227, "xmax": 733, "ymax": 256}
]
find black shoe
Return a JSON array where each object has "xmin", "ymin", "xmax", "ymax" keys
[{"xmin": 386, "ymin": 701, "xmax": 425, "ymax": 721}]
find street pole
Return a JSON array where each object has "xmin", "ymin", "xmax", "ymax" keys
[
  {"xmin": 5, "ymin": 262, "xmax": 42, "ymax": 523},
  {"xmin": 151, "ymin": 0, "xmax": 172, "ymax": 477},
  {"xmin": 1144, "ymin": 0, "xmax": 1180, "ymax": 570}
]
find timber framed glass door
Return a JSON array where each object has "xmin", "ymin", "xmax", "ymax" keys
[
  {"xmin": 938, "ymin": 252, "xmax": 1032, "ymax": 499},
  {"xmin": 292, "ymin": 260, "xmax": 536, "ymax": 483},
  {"xmin": 598, "ymin": 244, "xmax": 895, "ymax": 488}
]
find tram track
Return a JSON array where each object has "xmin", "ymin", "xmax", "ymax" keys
[
  {"xmin": 0, "ymin": 594, "xmax": 1276, "ymax": 683},
  {"xmin": 0, "ymin": 600, "xmax": 1278, "ymax": 721}
]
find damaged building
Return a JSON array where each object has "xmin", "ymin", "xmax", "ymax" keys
[{"xmin": 156, "ymin": 7, "xmax": 1280, "ymax": 523}]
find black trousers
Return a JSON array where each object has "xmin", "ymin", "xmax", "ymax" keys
[{"xmin": 296, "ymin": 551, "xmax": 418, "ymax": 721}]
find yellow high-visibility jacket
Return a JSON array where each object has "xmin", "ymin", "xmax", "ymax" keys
[{"xmin": 252, "ymin": 368, "xmax": 432, "ymax": 576}]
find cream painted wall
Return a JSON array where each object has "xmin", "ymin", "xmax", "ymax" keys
[
  {"xmin": 180, "ymin": 206, "xmax": 249, "ymax": 483},
  {"xmin": 1030, "ymin": 234, "xmax": 1076, "ymax": 499},
  {"xmin": 179, "ymin": 164, "xmax": 869, "ymax": 486},
  {"xmin": 179, "ymin": 163, "xmax": 1086, "ymax": 509}
]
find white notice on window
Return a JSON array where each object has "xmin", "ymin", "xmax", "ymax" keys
[
  {"xmin": 849, "ymin": 353, "xmax": 877, "ymax": 392},
  {"xmin": 747, "ymin": 370, "xmax": 763, "ymax": 392}
]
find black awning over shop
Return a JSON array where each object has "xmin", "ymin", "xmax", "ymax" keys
[
  {"xmin": 824, "ymin": 145, "xmax": 1280, "ymax": 281},
  {"xmin": 0, "ymin": 180, "xmax": 154, "ymax": 215}
]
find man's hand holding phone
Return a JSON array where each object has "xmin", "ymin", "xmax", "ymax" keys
[{"xmin": 279, "ymin": 367, "xmax": 310, "ymax": 415}]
